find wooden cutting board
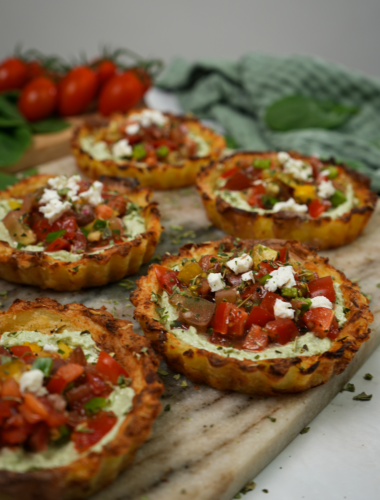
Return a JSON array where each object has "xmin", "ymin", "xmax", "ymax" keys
[{"xmin": 0, "ymin": 156, "xmax": 378, "ymax": 500}]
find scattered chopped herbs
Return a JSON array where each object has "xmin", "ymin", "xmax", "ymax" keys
[
  {"xmin": 364, "ymin": 373, "xmax": 373, "ymax": 381},
  {"xmin": 173, "ymin": 374, "xmax": 180, "ymax": 380},
  {"xmin": 262, "ymin": 489, "xmax": 269, "ymax": 494},
  {"xmin": 157, "ymin": 370, "xmax": 169, "ymax": 376},
  {"xmin": 0, "ymin": 291, "xmax": 7, "ymax": 297},
  {"xmin": 241, "ymin": 481, "xmax": 256, "ymax": 494},
  {"xmin": 266, "ymin": 416, "xmax": 276, "ymax": 423},
  {"xmin": 80, "ymin": 330, "xmax": 90, "ymax": 335},
  {"xmin": 118, "ymin": 375, "xmax": 132, "ymax": 387},
  {"xmin": 376, "ymin": 283, "xmax": 380, "ymax": 288},
  {"xmin": 164, "ymin": 404, "xmax": 171, "ymax": 412},
  {"xmin": 73, "ymin": 265, "xmax": 80, "ymax": 273},
  {"xmin": 300, "ymin": 427, "xmax": 310, "ymax": 435},
  {"xmin": 343, "ymin": 383, "xmax": 355, "ymax": 393},
  {"xmin": 84, "ymin": 397, "xmax": 108, "ymax": 415},
  {"xmin": 140, "ymin": 347, "xmax": 148, "ymax": 354},
  {"xmin": 353, "ymin": 392, "xmax": 372, "ymax": 401},
  {"xmin": 32, "ymin": 357, "xmax": 53, "ymax": 377},
  {"xmin": 180, "ymin": 381, "xmax": 188, "ymax": 387},
  {"xmin": 170, "ymin": 320, "xmax": 182, "ymax": 328},
  {"xmin": 119, "ymin": 279, "xmax": 135, "ymax": 290}
]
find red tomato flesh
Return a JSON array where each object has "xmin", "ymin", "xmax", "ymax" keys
[
  {"xmin": 308, "ymin": 276, "xmax": 336, "ymax": 302},
  {"xmin": 73, "ymin": 411, "xmax": 117, "ymax": 451},
  {"xmin": 224, "ymin": 172, "xmax": 252, "ymax": 191},
  {"xmin": 303, "ymin": 308, "xmax": 335, "ymax": 338},
  {"xmin": 245, "ymin": 306, "xmax": 273, "ymax": 329},
  {"xmin": 95, "ymin": 351, "xmax": 128, "ymax": 385},
  {"xmin": 213, "ymin": 302, "xmax": 233, "ymax": 335},
  {"xmin": 265, "ymin": 318, "xmax": 299, "ymax": 345},
  {"xmin": 308, "ymin": 198, "xmax": 328, "ymax": 218},
  {"xmin": 9, "ymin": 345, "xmax": 35, "ymax": 364},
  {"xmin": 242, "ymin": 324, "xmax": 269, "ymax": 351},
  {"xmin": 260, "ymin": 292, "xmax": 284, "ymax": 320},
  {"xmin": 154, "ymin": 265, "xmax": 182, "ymax": 294}
]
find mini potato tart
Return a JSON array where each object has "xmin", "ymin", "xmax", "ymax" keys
[
  {"xmin": 196, "ymin": 151, "xmax": 377, "ymax": 249},
  {"xmin": 131, "ymin": 237, "xmax": 373, "ymax": 396},
  {"xmin": 72, "ymin": 108, "xmax": 226, "ymax": 190},
  {"xmin": 0, "ymin": 298, "xmax": 163, "ymax": 500},
  {"xmin": 0, "ymin": 174, "xmax": 162, "ymax": 291}
]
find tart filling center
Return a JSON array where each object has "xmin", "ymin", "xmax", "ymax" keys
[
  {"xmin": 0, "ymin": 175, "xmax": 146, "ymax": 262},
  {"xmin": 214, "ymin": 152, "xmax": 357, "ymax": 220},
  {"xmin": 153, "ymin": 242, "xmax": 348, "ymax": 361},
  {"xmin": 0, "ymin": 329, "xmax": 134, "ymax": 471}
]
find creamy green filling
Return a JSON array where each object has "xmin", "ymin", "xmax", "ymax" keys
[
  {"xmin": 159, "ymin": 293, "xmax": 332, "ymax": 361},
  {"xmin": 334, "ymin": 282, "xmax": 347, "ymax": 328},
  {"xmin": 215, "ymin": 182, "xmax": 356, "ymax": 220},
  {"xmin": 0, "ymin": 199, "xmax": 146, "ymax": 262},
  {"xmin": 0, "ymin": 330, "xmax": 134, "ymax": 471},
  {"xmin": 187, "ymin": 131, "xmax": 210, "ymax": 157}
]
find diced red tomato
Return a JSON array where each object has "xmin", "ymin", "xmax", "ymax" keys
[
  {"xmin": 45, "ymin": 237, "xmax": 71, "ymax": 252},
  {"xmin": 199, "ymin": 255, "xmax": 214, "ymax": 271},
  {"xmin": 265, "ymin": 318, "xmax": 299, "ymax": 345},
  {"xmin": 308, "ymin": 276, "xmax": 336, "ymax": 302},
  {"xmin": 71, "ymin": 230, "xmax": 87, "ymax": 252},
  {"xmin": 1, "ymin": 423, "xmax": 31, "ymax": 445},
  {"xmin": 9, "ymin": 345, "xmax": 35, "ymax": 364},
  {"xmin": 228, "ymin": 307, "xmax": 248, "ymax": 338},
  {"xmin": 248, "ymin": 184, "xmax": 266, "ymax": 207},
  {"xmin": 94, "ymin": 204, "xmax": 114, "ymax": 220},
  {"xmin": 209, "ymin": 332, "xmax": 235, "ymax": 347},
  {"xmin": 221, "ymin": 167, "xmax": 239, "ymax": 179},
  {"xmin": 32, "ymin": 218, "xmax": 53, "ymax": 241},
  {"xmin": 44, "ymin": 403, "xmax": 68, "ymax": 428},
  {"xmin": 240, "ymin": 284, "xmax": 263, "ymax": 301},
  {"xmin": 213, "ymin": 302, "xmax": 233, "ymax": 335},
  {"xmin": 23, "ymin": 393, "xmax": 49, "ymax": 419},
  {"xmin": 18, "ymin": 403, "xmax": 44, "ymax": 425},
  {"xmin": 0, "ymin": 400, "xmax": 12, "ymax": 420},
  {"xmin": 242, "ymin": 324, "xmax": 269, "ymax": 351},
  {"xmin": 260, "ymin": 292, "xmax": 284, "ymax": 320},
  {"xmin": 328, "ymin": 317, "xmax": 340, "ymax": 340},
  {"xmin": 86, "ymin": 367, "xmax": 110, "ymax": 395},
  {"xmin": 1, "ymin": 378, "xmax": 22, "ymax": 400},
  {"xmin": 95, "ymin": 351, "xmax": 128, "ymax": 385},
  {"xmin": 52, "ymin": 216, "xmax": 78, "ymax": 240},
  {"xmin": 28, "ymin": 422, "xmax": 49, "ymax": 452},
  {"xmin": 303, "ymin": 308, "xmax": 335, "ymax": 338},
  {"xmin": 47, "ymin": 363, "xmax": 85, "ymax": 394},
  {"xmin": 73, "ymin": 410, "xmax": 117, "ymax": 451},
  {"xmin": 256, "ymin": 261, "xmax": 276, "ymax": 278},
  {"xmin": 278, "ymin": 247, "xmax": 288, "ymax": 264},
  {"xmin": 65, "ymin": 383, "xmax": 94, "ymax": 407},
  {"xmin": 154, "ymin": 265, "xmax": 182, "ymax": 294},
  {"xmin": 224, "ymin": 172, "xmax": 252, "ymax": 191},
  {"xmin": 0, "ymin": 346, "xmax": 9, "ymax": 356},
  {"xmin": 308, "ymin": 198, "xmax": 328, "ymax": 218},
  {"xmin": 246, "ymin": 306, "xmax": 273, "ymax": 329},
  {"xmin": 152, "ymin": 138, "xmax": 177, "ymax": 151}
]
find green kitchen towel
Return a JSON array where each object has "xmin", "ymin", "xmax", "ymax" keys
[{"xmin": 157, "ymin": 53, "xmax": 380, "ymax": 191}]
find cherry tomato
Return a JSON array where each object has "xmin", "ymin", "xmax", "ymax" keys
[
  {"xmin": 132, "ymin": 67, "xmax": 152, "ymax": 93},
  {"xmin": 32, "ymin": 218, "xmax": 53, "ymax": 241},
  {"xmin": 96, "ymin": 60, "xmax": 117, "ymax": 89},
  {"xmin": 98, "ymin": 71, "xmax": 144, "ymax": 116},
  {"xmin": 58, "ymin": 66, "xmax": 97, "ymax": 116},
  {"xmin": 154, "ymin": 265, "xmax": 182, "ymax": 294},
  {"xmin": 19, "ymin": 77, "xmax": 58, "ymax": 121},
  {"xmin": 224, "ymin": 172, "xmax": 252, "ymax": 191},
  {"xmin": 52, "ymin": 216, "xmax": 78, "ymax": 240},
  {"xmin": 308, "ymin": 276, "xmax": 336, "ymax": 302},
  {"xmin": 26, "ymin": 60, "xmax": 45, "ymax": 81},
  {"xmin": 242, "ymin": 324, "xmax": 269, "ymax": 351},
  {"xmin": 95, "ymin": 351, "xmax": 128, "ymax": 385},
  {"xmin": 47, "ymin": 363, "xmax": 85, "ymax": 394},
  {"xmin": 278, "ymin": 247, "xmax": 289, "ymax": 263},
  {"xmin": 0, "ymin": 57, "xmax": 28, "ymax": 92}
]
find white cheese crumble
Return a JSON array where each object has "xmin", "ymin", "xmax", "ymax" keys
[
  {"xmin": 278, "ymin": 152, "xmax": 313, "ymax": 181},
  {"xmin": 226, "ymin": 254, "xmax": 253, "ymax": 274},
  {"xmin": 47, "ymin": 175, "xmax": 81, "ymax": 202},
  {"xmin": 317, "ymin": 180, "xmax": 336, "ymax": 199},
  {"xmin": 80, "ymin": 181, "xmax": 104, "ymax": 206},
  {"xmin": 207, "ymin": 272, "xmax": 225, "ymax": 292},
  {"xmin": 125, "ymin": 123, "xmax": 140, "ymax": 135},
  {"xmin": 128, "ymin": 109, "xmax": 168, "ymax": 128},
  {"xmin": 310, "ymin": 296, "xmax": 333, "ymax": 309},
  {"xmin": 19, "ymin": 370, "xmax": 47, "ymax": 396},
  {"xmin": 39, "ymin": 197, "xmax": 72, "ymax": 223},
  {"xmin": 274, "ymin": 299, "xmax": 294, "ymax": 319},
  {"xmin": 241, "ymin": 271, "xmax": 255, "ymax": 282},
  {"xmin": 112, "ymin": 139, "xmax": 132, "ymax": 158},
  {"xmin": 264, "ymin": 266, "xmax": 296, "ymax": 292},
  {"xmin": 272, "ymin": 198, "xmax": 308, "ymax": 213},
  {"xmin": 43, "ymin": 344, "xmax": 59, "ymax": 353}
]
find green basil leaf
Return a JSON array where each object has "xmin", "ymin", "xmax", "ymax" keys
[
  {"xmin": 31, "ymin": 118, "xmax": 70, "ymax": 134},
  {"xmin": 0, "ymin": 93, "xmax": 25, "ymax": 123},
  {"xmin": 84, "ymin": 397, "xmax": 108, "ymax": 415},
  {"xmin": 265, "ymin": 95, "xmax": 359, "ymax": 132},
  {"xmin": 224, "ymin": 135, "xmax": 238, "ymax": 149},
  {"xmin": 0, "ymin": 172, "xmax": 18, "ymax": 190},
  {"xmin": 32, "ymin": 357, "xmax": 53, "ymax": 376},
  {"xmin": 0, "ymin": 126, "xmax": 32, "ymax": 167},
  {"xmin": 93, "ymin": 219, "xmax": 107, "ymax": 230},
  {"xmin": 45, "ymin": 229, "xmax": 66, "ymax": 243}
]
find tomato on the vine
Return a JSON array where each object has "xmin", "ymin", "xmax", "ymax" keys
[
  {"xmin": 19, "ymin": 77, "xmax": 58, "ymax": 121},
  {"xmin": 0, "ymin": 57, "xmax": 28, "ymax": 92},
  {"xmin": 26, "ymin": 60, "xmax": 45, "ymax": 81},
  {"xmin": 95, "ymin": 60, "xmax": 117, "ymax": 89},
  {"xmin": 132, "ymin": 67, "xmax": 152, "ymax": 93},
  {"xmin": 58, "ymin": 66, "xmax": 97, "ymax": 116},
  {"xmin": 98, "ymin": 71, "xmax": 144, "ymax": 116}
]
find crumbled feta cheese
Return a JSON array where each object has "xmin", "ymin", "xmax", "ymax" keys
[
  {"xmin": 278, "ymin": 152, "xmax": 313, "ymax": 181},
  {"xmin": 317, "ymin": 180, "xmax": 336, "ymax": 199},
  {"xmin": 46, "ymin": 175, "xmax": 81, "ymax": 201},
  {"xmin": 253, "ymin": 179, "xmax": 264, "ymax": 186},
  {"xmin": 272, "ymin": 198, "xmax": 308, "ymax": 213},
  {"xmin": 48, "ymin": 176, "xmax": 69, "ymax": 191},
  {"xmin": 264, "ymin": 266, "xmax": 296, "ymax": 292},
  {"xmin": 43, "ymin": 344, "xmax": 59, "ymax": 353},
  {"xmin": 39, "ymin": 188, "xmax": 60, "ymax": 205},
  {"xmin": 310, "ymin": 296, "xmax": 333, "ymax": 309},
  {"xmin": 39, "ymin": 198, "xmax": 72, "ymax": 223},
  {"xmin": 128, "ymin": 109, "xmax": 168, "ymax": 128},
  {"xmin": 125, "ymin": 123, "xmax": 140, "ymax": 135},
  {"xmin": 226, "ymin": 253, "xmax": 253, "ymax": 274},
  {"xmin": 277, "ymin": 151, "xmax": 290, "ymax": 164},
  {"xmin": 274, "ymin": 299, "xmax": 294, "ymax": 319},
  {"xmin": 19, "ymin": 369, "xmax": 47, "ymax": 396},
  {"xmin": 112, "ymin": 139, "xmax": 133, "ymax": 158},
  {"xmin": 207, "ymin": 272, "xmax": 225, "ymax": 292},
  {"xmin": 80, "ymin": 181, "xmax": 104, "ymax": 206},
  {"xmin": 241, "ymin": 271, "xmax": 255, "ymax": 282}
]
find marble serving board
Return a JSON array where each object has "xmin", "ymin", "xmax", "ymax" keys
[{"xmin": 0, "ymin": 156, "xmax": 379, "ymax": 500}]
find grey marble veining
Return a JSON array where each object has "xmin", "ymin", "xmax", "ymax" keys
[{"xmin": 0, "ymin": 157, "xmax": 379, "ymax": 500}]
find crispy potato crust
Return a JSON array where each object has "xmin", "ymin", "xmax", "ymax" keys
[
  {"xmin": 0, "ymin": 298, "xmax": 163, "ymax": 500},
  {"xmin": 71, "ymin": 111, "xmax": 226, "ymax": 190},
  {"xmin": 0, "ymin": 175, "xmax": 162, "ymax": 291},
  {"xmin": 196, "ymin": 152, "xmax": 377, "ymax": 249},
  {"xmin": 131, "ymin": 237, "xmax": 373, "ymax": 396}
]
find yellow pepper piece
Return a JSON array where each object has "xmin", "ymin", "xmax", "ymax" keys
[
  {"xmin": 293, "ymin": 185, "xmax": 317, "ymax": 204},
  {"xmin": 24, "ymin": 342, "xmax": 42, "ymax": 353},
  {"xmin": 252, "ymin": 244, "xmax": 278, "ymax": 269},
  {"xmin": 8, "ymin": 200, "xmax": 22, "ymax": 210},
  {"xmin": 57, "ymin": 341, "xmax": 73, "ymax": 359},
  {"xmin": 0, "ymin": 359, "xmax": 26, "ymax": 381},
  {"xmin": 178, "ymin": 261, "xmax": 203, "ymax": 284}
]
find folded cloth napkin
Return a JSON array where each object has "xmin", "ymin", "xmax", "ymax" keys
[{"xmin": 157, "ymin": 53, "xmax": 380, "ymax": 191}]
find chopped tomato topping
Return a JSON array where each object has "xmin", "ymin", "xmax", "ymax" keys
[
  {"xmin": 242, "ymin": 325, "xmax": 269, "ymax": 351},
  {"xmin": 278, "ymin": 247, "xmax": 288, "ymax": 264},
  {"xmin": 94, "ymin": 204, "xmax": 114, "ymax": 220},
  {"xmin": 308, "ymin": 276, "xmax": 336, "ymax": 302},
  {"xmin": 1, "ymin": 378, "xmax": 22, "ymax": 400},
  {"xmin": 247, "ymin": 184, "xmax": 266, "ymax": 207},
  {"xmin": 28, "ymin": 422, "xmax": 49, "ymax": 452},
  {"xmin": 154, "ymin": 265, "xmax": 182, "ymax": 294},
  {"xmin": 224, "ymin": 172, "xmax": 252, "ymax": 191},
  {"xmin": 47, "ymin": 363, "xmax": 85, "ymax": 393},
  {"xmin": 245, "ymin": 306, "xmax": 273, "ymax": 329},
  {"xmin": 308, "ymin": 198, "xmax": 328, "ymax": 218},
  {"xmin": 328, "ymin": 317, "xmax": 340, "ymax": 340},
  {"xmin": 221, "ymin": 167, "xmax": 239, "ymax": 179},
  {"xmin": 260, "ymin": 292, "xmax": 284, "ymax": 320},
  {"xmin": 95, "ymin": 351, "xmax": 128, "ymax": 385},
  {"xmin": 265, "ymin": 319, "xmax": 299, "ymax": 345},
  {"xmin": 9, "ymin": 345, "xmax": 35, "ymax": 364},
  {"xmin": 73, "ymin": 411, "xmax": 117, "ymax": 451},
  {"xmin": 23, "ymin": 393, "xmax": 49, "ymax": 419},
  {"xmin": 228, "ymin": 307, "xmax": 248, "ymax": 338},
  {"xmin": 213, "ymin": 302, "xmax": 233, "ymax": 335},
  {"xmin": 303, "ymin": 308, "xmax": 335, "ymax": 338},
  {"xmin": 45, "ymin": 237, "xmax": 71, "ymax": 252}
]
